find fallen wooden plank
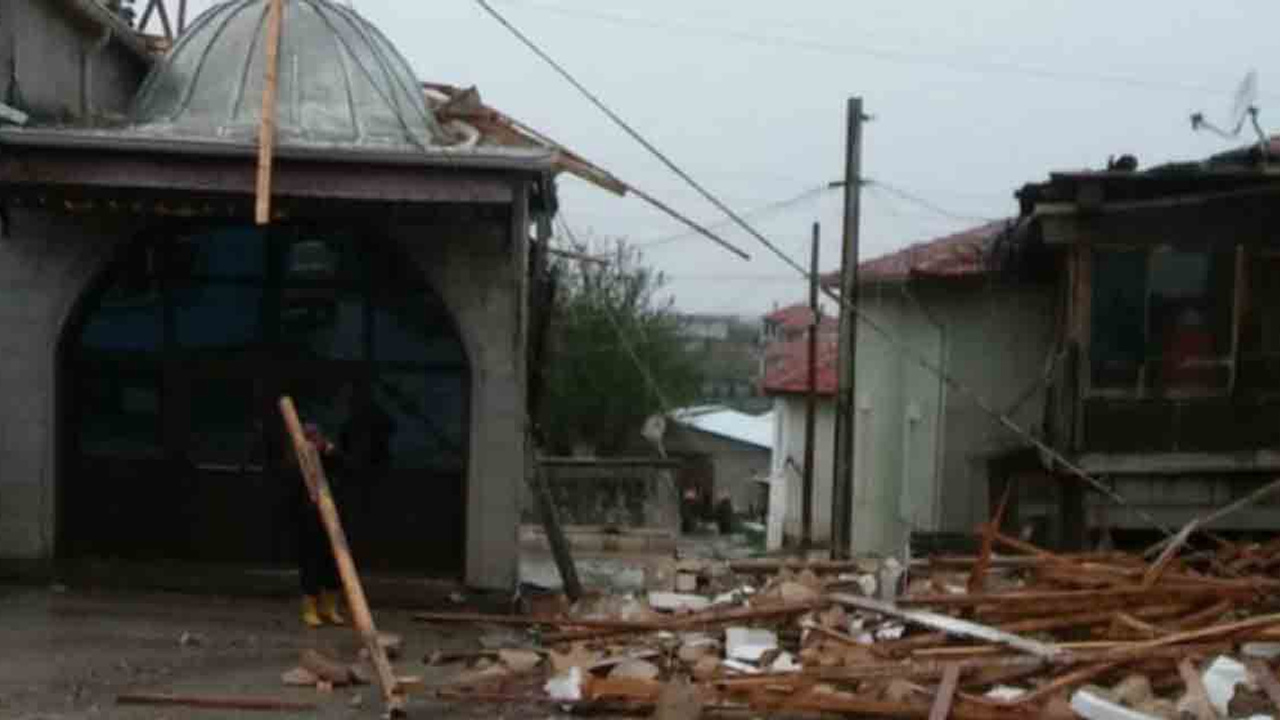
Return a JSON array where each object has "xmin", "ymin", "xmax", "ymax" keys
[
  {"xmin": 1176, "ymin": 657, "xmax": 1218, "ymax": 720},
  {"xmin": 414, "ymin": 611, "xmax": 667, "ymax": 630},
  {"xmin": 899, "ymin": 585, "xmax": 1253, "ymax": 611},
  {"xmin": 1142, "ymin": 519, "xmax": 1198, "ymax": 588},
  {"xmin": 876, "ymin": 603, "xmax": 1189, "ymax": 656},
  {"xmin": 828, "ymin": 593, "xmax": 1065, "ymax": 661},
  {"xmin": 541, "ymin": 600, "xmax": 823, "ymax": 645},
  {"xmin": 117, "ymin": 692, "xmax": 316, "ymax": 712},
  {"xmin": 967, "ymin": 485, "xmax": 1011, "ymax": 595},
  {"xmin": 1006, "ymin": 660, "xmax": 1123, "ymax": 707},
  {"xmin": 300, "ymin": 648, "xmax": 354, "ymax": 686},
  {"xmin": 929, "ymin": 664, "xmax": 961, "ymax": 720},
  {"xmin": 281, "ymin": 396, "xmax": 405, "ymax": 717}
]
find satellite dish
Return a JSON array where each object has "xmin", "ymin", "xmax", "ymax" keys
[{"xmin": 1191, "ymin": 70, "xmax": 1265, "ymax": 144}]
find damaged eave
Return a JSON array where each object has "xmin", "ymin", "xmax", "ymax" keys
[
  {"xmin": 424, "ymin": 82, "xmax": 629, "ymax": 197},
  {"xmin": 56, "ymin": 0, "xmax": 156, "ymax": 64}
]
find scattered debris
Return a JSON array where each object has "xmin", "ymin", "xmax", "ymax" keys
[
  {"xmin": 281, "ymin": 667, "xmax": 320, "ymax": 687},
  {"xmin": 415, "ymin": 525, "xmax": 1280, "ymax": 718}
]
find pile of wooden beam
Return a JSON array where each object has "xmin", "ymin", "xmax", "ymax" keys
[{"xmin": 419, "ymin": 528, "xmax": 1280, "ymax": 719}]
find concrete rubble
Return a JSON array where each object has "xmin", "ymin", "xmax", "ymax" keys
[{"xmin": 412, "ymin": 525, "xmax": 1280, "ymax": 719}]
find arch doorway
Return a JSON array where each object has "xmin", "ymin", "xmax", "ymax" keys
[{"xmin": 59, "ymin": 225, "xmax": 470, "ymax": 577}]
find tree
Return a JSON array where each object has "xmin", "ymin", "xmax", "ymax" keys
[{"xmin": 538, "ymin": 239, "xmax": 700, "ymax": 455}]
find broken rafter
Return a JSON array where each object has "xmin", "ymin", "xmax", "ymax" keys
[
  {"xmin": 117, "ymin": 692, "xmax": 316, "ymax": 712},
  {"xmin": 828, "ymin": 593, "xmax": 1066, "ymax": 661}
]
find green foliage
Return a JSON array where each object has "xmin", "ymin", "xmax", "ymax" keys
[{"xmin": 539, "ymin": 239, "xmax": 700, "ymax": 455}]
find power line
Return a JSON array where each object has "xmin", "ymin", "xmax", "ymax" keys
[
  {"xmin": 867, "ymin": 180, "xmax": 1001, "ymax": 225},
  {"xmin": 491, "ymin": 0, "xmax": 1254, "ymax": 100},
  {"xmin": 638, "ymin": 183, "xmax": 837, "ymax": 249},
  {"xmin": 477, "ymin": 0, "xmax": 1177, "ymax": 540}
]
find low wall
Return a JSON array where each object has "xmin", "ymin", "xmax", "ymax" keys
[{"xmin": 525, "ymin": 458, "xmax": 682, "ymax": 544}]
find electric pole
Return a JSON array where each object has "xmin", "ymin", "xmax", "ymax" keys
[
  {"xmin": 831, "ymin": 97, "xmax": 865, "ymax": 559},
  {"xmin": 801, "ymin": 222, "xmax": 819, "ymax": 549}
]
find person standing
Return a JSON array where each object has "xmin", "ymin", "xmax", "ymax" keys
[{"xmin": 289, "ymin": 422, "xmax": 346, "ymax": 628}]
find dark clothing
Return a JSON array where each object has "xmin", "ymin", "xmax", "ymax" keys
[
  {"xmin": 290, "ymin": 450, "xmax": 342, "ymax": 596},
  {"xmin": 299, "ymin": 503, "xmax": 339, "ymax": 595}
]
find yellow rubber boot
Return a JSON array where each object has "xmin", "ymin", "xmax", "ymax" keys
[
  {"xmin": 319, "ymin": 590, "xmax": 346, "ymax": 626},
  {"xmin": 301, "ymin": 595, "xmax": 323, "ymax": 628}
]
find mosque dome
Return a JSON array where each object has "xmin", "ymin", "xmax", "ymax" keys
[{"xmin": 130, "ymin": 0, "xmax": 444, "ymax": 149}]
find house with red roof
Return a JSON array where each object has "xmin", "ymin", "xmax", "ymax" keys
[{"xmin": 760, "ymin": 218, "xmax": 1056, "ymax": 553}]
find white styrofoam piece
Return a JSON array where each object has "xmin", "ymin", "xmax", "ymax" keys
[
  {"xmin": 769, "ymin": 652, "xmax": 801, "ymax": 673},
  {"xmin": 721, "ymin": 658, "xmax": 762, "ymax": 674},
  {"xmin": 1244, "ymin": 642, "xmax": 1280, "ymax": 660},
  {"xmin": 1070, "ymin": 688, "xmax": 1161, "ymax": 720},
  {"xmin": 1203, "ymin": 655, "xmax": 1248, "ymax": 716},
  {"xmin": 984, "ymin": 685, "xmax": 1027, "ymax": 702},
  {"xmin": 648, "ymin": 591, "xmax": 711, "ymax": 613},
  {"xmin": 544, "ymin": 667, "xmax": 583, "ymax": 701},
  {"xmin": 725, "ymin": 627, "xmax": 777, "ymax": 662}
]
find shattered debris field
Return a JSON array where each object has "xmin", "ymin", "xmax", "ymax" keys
[
  {"xmin": 8, "ymin": 529, "xmax": 1280, "ymax": 719},
  {"xmin": 420, "ymin": 532, "xmax": 1280, "ymax": 719}
]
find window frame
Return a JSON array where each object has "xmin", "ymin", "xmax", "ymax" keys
[{"xmin": 1084, "ymin": 242, "xmax": 1244, "ymax": 401}]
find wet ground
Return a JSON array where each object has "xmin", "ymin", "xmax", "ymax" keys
[{"xmin": 0, "ymin": 584, "xmax": 511, "ymax": 719}]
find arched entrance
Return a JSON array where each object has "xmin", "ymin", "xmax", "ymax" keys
[{"xmin": 59, "ymin": 224, "xmax": 470, "ymax": 576}]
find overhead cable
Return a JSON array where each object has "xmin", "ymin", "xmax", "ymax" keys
[{"xmin": 478, "ymin": 0, "xmax": 1177, "ymax": 540}]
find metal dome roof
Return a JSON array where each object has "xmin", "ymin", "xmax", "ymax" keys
[{"xmin": 131, "ymin": 0, "xmax": 444, "ymax": 149}]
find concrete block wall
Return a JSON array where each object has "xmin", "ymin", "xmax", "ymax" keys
[
  {"xmin": 395, "ymin": 214, "xmax": 528, "ymax": 591},
  {"xmin": 0, "ymin": 209, "xmax": 133, "ymax": 561}
]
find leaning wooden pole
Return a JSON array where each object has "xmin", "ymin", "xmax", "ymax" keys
[
  {"xmin": 279, "ymin": 396, "xmax": 406, "ymax": 717},
  {"xmin": 255, "ymin": 0, "xmax": 284, "ymax": 225}
]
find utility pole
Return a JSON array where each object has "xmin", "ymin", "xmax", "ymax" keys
[
  {"xmin": 831, "ymin": 97, "xmax": 865, "ymax": 560},
  {"xmin": 801, "ymin": 222, "xmax": 820, "ymax": 549}
]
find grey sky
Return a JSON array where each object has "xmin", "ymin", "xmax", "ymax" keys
[{"xmin": 176, "ymin": 0, "xmax": 1280, "ymax": 316}]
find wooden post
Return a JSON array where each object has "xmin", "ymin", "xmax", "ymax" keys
[
  {"xmin": 529, "ymin": 460, "xmax": 583, "ymax": 602},
  {"xmin": 831, "ymin": 97, "xmax": 865, "ymax": 559},
  {"xmin": 255, "ymin": 0, "xmax": 284, "ymax": 226},
  {"xmin": 802, "ymin": 222, "xmax": 819, "ymax": 549},
  {"xmin": 279, "ymin": 396, "xmax": 405, "ymax": 717}
]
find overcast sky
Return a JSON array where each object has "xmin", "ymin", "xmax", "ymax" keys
[{"xmin": 177, "ymin": 0, "xmax": 1280, "ymax": 316}]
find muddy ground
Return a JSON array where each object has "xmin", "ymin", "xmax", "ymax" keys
[{"xmin": 0, "ymin": 583, "xmax": 521, "ymax": 719}]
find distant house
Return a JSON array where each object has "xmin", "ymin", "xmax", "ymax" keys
[
  {"xmin": 666, "ymin": 405, "xmax": 773, "ymax": 517},
  {"xmin": 1011, "ymin": 139, "xmax": 1280, "ymax": 547},
  {"xmin": 677, "ymin": 313, "xmax": 767, "ymax": 410},
  {"xmin": 764, "ymin": 219, "xmax": 1050, "ymax": 554}
]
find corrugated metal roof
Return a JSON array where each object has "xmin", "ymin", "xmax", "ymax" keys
[
  {"xmin": 132, "ymin": 0, "xmax": 443, "ymax": 149},
  {"xmin": 670, "ymin": 405, "xmax": 773, "ymax": 449}
]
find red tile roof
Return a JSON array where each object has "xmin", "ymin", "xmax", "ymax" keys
[
  {"xmin": 764, "ymin": 303, "xmax": 816, "ymax": 329},
  {"xmin": 821, "ymin": 219, "xmax": 1011, "ymax": 287},
  {"xmin": 761, "ymin": 337, "xmax": 839, "ymax": 396}
]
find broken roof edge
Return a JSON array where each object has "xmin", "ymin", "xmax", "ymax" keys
[
  {"xmin": 58, "ymin": 0, "xmax": 155, "ymax": 64},
  {"xmin": 424, "ymin": 82, "xmax": 628, "ymax": 197},
  {"xmin": 0, "ymin": 125, "xmax": 555, "ymax": 173}
]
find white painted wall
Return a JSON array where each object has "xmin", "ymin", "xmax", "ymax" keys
[{"xmin": 767, "ymin": 281, "xmax": 1054, "ymax": 557}]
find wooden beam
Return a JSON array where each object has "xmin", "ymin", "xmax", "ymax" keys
[
  {"xmin": 1177, "ymin": 658, "xmax": 1219, "ymax": 720},
  {"xmin": 279, "ymin": 396, "xmax": 405, "ymax": 717},
  {"xmin": 117, "ymin": 692, "xmax": 316, "ymax": 712},
  {"xmin": 928, "ymin": 664, "xmax": 961, "ymax": 720},
  {"xmin": 255, "ymin": 0, "xmax": 284, "ymax": 225},
  {"xmin": 1142, "ymin": 518, "xmax": 1198, "ymax": 588}
]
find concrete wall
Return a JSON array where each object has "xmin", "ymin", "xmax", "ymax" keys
[
  {"xmin": 0, "ymin": 209, "xmax": 529, "ymax": 591},
  {"xmin": 665, "ymin": 425, "xmax": 770, "ymax": 513},
  {"xmin": 0, "ymin": 209, "xmax": 136, "ymax": 559},
  {"xmin": 0, "ymin": 0, "xmax": 148, "ymax": 123},
  {"xmin": 769, "ymin": 280, "xmax": 1054, "ymax": 557},
  {"xmin": 771, "ymin": 396, "xmax": 836, "ymax": 544},
  {"xmin": 393, "ymin": 214, "xmax": 528, "ymax": 591}
]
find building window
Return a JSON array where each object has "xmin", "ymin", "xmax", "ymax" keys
[{"xmin": 1090, "ymin": 246, "xmax": 1235, "ymax": 396}]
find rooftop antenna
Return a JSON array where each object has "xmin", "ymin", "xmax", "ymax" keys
[{"xmin": 1191, "ymin": 70, "xmax": 1269, "ymax": 160}]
